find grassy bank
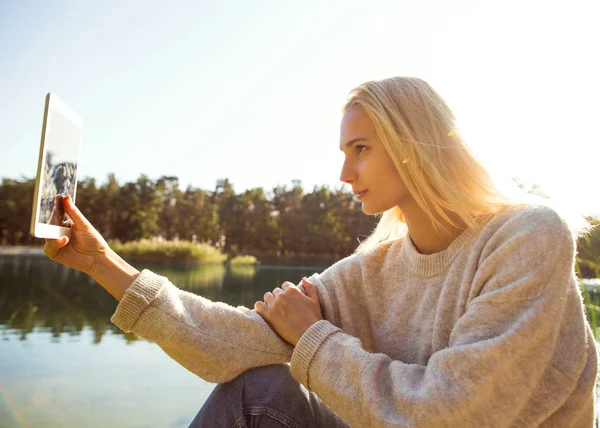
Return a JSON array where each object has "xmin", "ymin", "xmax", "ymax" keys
[
  {"xmin": 106, "ymin": 239, "xmax": 261, "ymax": 266},
  {"xmin": 108, "ymin": 239, "xmax": 229, "ymax": 264},
  {"xmin": 106, "ymin": 239, "xmax": 340, "ymax": 267},
  {"xmin": 229, "ymin": 255, "xmax": 259, "ymax": 265}
]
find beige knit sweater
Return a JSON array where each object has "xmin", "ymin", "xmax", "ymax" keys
[{"xmin": 111, "ymin": 204, "xmax": 598, "ymax": 427}]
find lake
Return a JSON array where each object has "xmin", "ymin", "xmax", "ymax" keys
[
  {"xmin": 2, "ymin": 253, "xmax": 599, "ymax": 428},
  {"xmin": 0, "ymin": 254, "xmax": 322, "ymax": 428}
]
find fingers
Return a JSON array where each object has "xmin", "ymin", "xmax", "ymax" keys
[
  {"xmin": 263, "ymin": 291, "xmax": 275, "ymax": 305},
  {"xmin": 256, "ymin": 281, "xmax": 303, "ymax": 314},
  {"xmin": 254, "ymin": 300, "xmax": 267, "ymax": 313},
  {"xmin": 260, "ymin": 286, "xmax": 290, "ymax": 309},
  {"xmin": 281, "ymin": 281, "xmax": 294, "ymax": 290},
  {"xmin": 62, "ymin": 195, "xmax": 92, "ymax": 228},
  {"xmin": 301, "ymin": 277, "xmax": 318, "ymax": 299}
]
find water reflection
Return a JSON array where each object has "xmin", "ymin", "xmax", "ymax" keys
[
  {"xmin": 0, "ymin": 255, "xmax": 323, "ymax": 344},
  {"xmin": 0, "ymin": 255, "xmax": 326, "ymax": 427}
]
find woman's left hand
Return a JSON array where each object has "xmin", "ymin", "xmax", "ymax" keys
[{"xmin": 255, "ymin": 277, "xmax": 323, "ymax": 346}]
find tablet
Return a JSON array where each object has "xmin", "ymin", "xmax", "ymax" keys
[{"xmin": 30, "ymin": 93, "xmax": 83, "ymax": 239}]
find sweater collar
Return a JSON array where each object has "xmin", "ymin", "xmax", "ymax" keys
[{"xmin": 399, "ymin": 226, "xmax": 476, "ymax": 278}]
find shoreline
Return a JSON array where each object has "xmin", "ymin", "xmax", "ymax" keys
[
  {"xmin": 0, "ymin": 245, "xmax": 45, "ymax": 255},
  {"xmin": 0, "ymin": 246, "xmax": 328, "ymax": 269}
]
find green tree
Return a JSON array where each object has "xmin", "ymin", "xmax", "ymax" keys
[
  {"xmin": 213, "ymin": 178, "xmax": 238, "ymax": 253},
  {"xmin": 156, "ymin": 176, "xmax": 182, "ymax": 240},
  {"xmin": 0, "ymin": 178, "xmax": 35, "ymax": 245},
  {"xmin": 75, "ymin": 177, "xmax": 101, "ymax": 231},
  {"xmin": 577, "ymin": 218, "xmax": 600, "ymax": 278},
  {"xmin": 272, "ymin": 180, "xmax": 304, "ymax": 254},
  {"xmin": 96, "ymin": 174, "xmax": 121, "ymax": 239},
  {"xmin": 299, "ymin": 186, "xmax": 346, "ymax": 255},
  {"xmin": 236, "ymin": 187, "xmax": 279, "ymax": 254},
  {"xmin": 112, "ymin": 175, "xmax": 162, "ymax": 242},
  {"xmin": 330, "ymin": 186, "xmax": 379, "ymax": 256},
  {"xmin": 177, "ymin": 186, "xmax": 220, "ymax": 244},
  {"xmin": 75, "ymin": 173, "xmax": 121, "ymax": 239}
]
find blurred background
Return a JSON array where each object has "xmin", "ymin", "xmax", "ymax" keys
[{"xmin": 1, "ymin": 0, "xmax": 599, "ymax": 427}]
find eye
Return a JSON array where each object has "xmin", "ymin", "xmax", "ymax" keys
[{"xmin": 355, "ymin": 144, "xmax": 367, "ymax": 154}]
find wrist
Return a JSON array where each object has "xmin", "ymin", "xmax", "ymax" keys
[{"xmin": 90, "ymin": 249, "xmax": 140, "ymax": 301}]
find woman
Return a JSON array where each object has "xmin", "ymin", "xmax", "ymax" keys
[{"xmin": 44, "ymin": 77, "xmax": 597, "ymax": 427}]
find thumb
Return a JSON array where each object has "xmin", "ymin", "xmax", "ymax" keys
[
  {"xmin": 44, "ymin": 235, "xmax": 69, "ymax": 260},
  {"xmin": 59, "ymin": 236, "xmax": 70, "ymax": 249},
  {"xmin": 302, "ymin": 278, "xmax": 318, "ymax": 301},
  {"xmin": 63, "ymin": 195, "xmax": 91, "ymax": 227}
]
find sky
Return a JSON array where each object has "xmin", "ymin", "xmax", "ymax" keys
[{"xmin": 1, "ymin": 0, "xmax": 599, "ymax": 216}]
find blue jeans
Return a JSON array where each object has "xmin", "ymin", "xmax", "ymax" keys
[{"xmin": 189, "ymin": 364, "xmax": 350, "ymax": 427}]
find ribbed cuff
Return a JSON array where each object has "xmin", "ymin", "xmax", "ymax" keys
[
  {"xmin": 110, "ymin": 269, "xmax": 165, "ymax": 333},
  {"xmin": 290, "ymin": 320, "xmax": 341, "ymax": 388}
]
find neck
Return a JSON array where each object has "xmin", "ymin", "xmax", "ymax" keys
[{"xmin": 400, "ymin": 198, "xmax": 468, "ymax": 255}]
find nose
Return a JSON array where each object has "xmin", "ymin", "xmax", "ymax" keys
[{"xmin": 339, "ymin": 158, "xmax": 356, "ymax": 184}]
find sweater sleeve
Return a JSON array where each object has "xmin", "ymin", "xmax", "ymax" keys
[
  {"xmin": 289, "ymin": 209, "xmax": 586, "ymax": 427},
  {"xmin": 110, "ymin": 270, "xmax": 295, "ymax": 383}
]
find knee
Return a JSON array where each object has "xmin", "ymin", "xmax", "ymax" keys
[
  {"xmin": 191, "ymin": 364, "xmax": 309, "ymax": 427},
  {"xmin": 237, "ymin": 364, "xmax": 293, "ymax": 382},
  {"xmin": 226, "ymin": 364, "xmax": 299, "ymax": 397}
]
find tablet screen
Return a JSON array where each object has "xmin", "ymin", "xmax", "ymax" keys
[{"xmin": 38, "ymin": 104, "xmax": 80, "ymax": 227}]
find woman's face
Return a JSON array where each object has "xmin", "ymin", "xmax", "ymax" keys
[{"xmin": 339, "ymin": 106, "xmax": 411, "ymax": 215}]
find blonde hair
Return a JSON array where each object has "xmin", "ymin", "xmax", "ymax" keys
[{"xmin": 345, "ymin": 77, "xmax": 591, "ymax": 254}]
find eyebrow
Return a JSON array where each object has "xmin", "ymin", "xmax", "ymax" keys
[{"xmin": 340, "ymin": 138, "xmax": 368, "ymax": 151}]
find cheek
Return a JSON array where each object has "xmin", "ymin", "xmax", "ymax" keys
[
  {"xmin": 389, "ymin": 169, "xmax": 407, "ymax": 196},
  {"xmin": 355, "ymin": 157, "xmax": 367, "ymax": 174},
  {"xmin": 380, "ymin": 160, "xmax": 408, "ymax": 202},
  {"xmin": 377, "ymin": 156, "xmax": 402, "ymax": 186}
]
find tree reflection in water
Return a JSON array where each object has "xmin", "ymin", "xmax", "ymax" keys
[{"xmin": 0, "ymin": 255, "xmax": 322, "ymax": 344}]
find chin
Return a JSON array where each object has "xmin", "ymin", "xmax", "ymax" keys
[
  {"xmin": 361, "ymin": 203, "xmax": 384, "ymax": 216},
  {"xmin": 361, "ymin": 197, "xmax": 398, "ymax": 215}
]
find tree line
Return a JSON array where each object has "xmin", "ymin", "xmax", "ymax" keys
[
  {"xmin": 0, "ymin": 174, "xmax": 378, "ymax": 260},
  {"xmin": 2, "ymin": 174, "xmax": 598, "ymax": 274}
]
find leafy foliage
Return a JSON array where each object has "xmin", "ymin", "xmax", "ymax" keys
[{"xmin": 1, "ymin": 174, "xmax": 378, "ymax": 261}]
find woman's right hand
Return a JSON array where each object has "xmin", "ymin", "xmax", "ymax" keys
[{"xmin": 44, "ymin": 194, "xmax": 111, "ymax": 275}]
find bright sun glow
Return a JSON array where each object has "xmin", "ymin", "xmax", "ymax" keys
[{"xmin": 0, "ymin": 0, "xmax": 598, "ymax": 216}]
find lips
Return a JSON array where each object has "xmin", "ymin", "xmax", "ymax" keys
[{"xmin": 354, "ymin": 189, "xmax": 368, "ymax": 199}]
